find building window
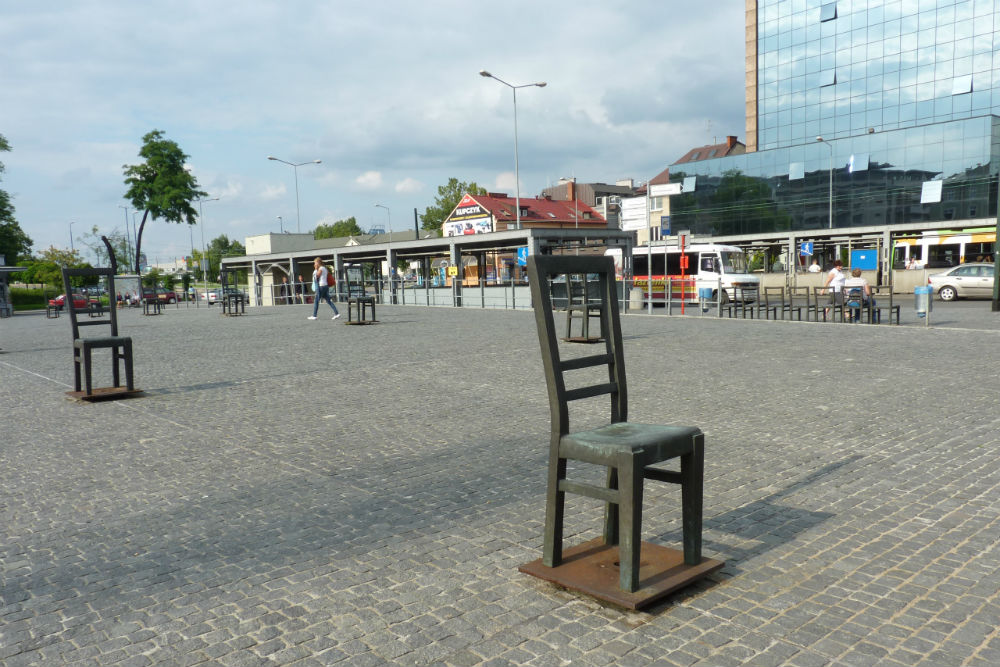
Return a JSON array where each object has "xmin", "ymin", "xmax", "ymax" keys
[
  {"xmin": 952, "ymin": 75, "xmax": 972, "ymax": 95},
  {"xmin": 820, "ymin": 69, "xmax": 836, "ymax": 87},
  {"xmin": 820, "ymin": 3, "xmax": 837, "ymax": 22}
]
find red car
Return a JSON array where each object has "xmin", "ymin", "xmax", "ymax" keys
[
  {"xmin": 48, "ymin": 293, "xmax": 89, "ymax": 311},
  {"xmin": 142, "ymin": 287, "xmax": 178, "ymax": 303}
]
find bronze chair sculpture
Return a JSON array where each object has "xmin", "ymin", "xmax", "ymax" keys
[
  {"xmin": 61, "ymin": 264, "xmax": 135, "ymax": 399},
  {"xmin": 520, "ymin": 254, "xmax": 721, "ymax": 607}
]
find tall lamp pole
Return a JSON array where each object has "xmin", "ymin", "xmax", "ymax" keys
[
  {"xmin": 69, "ymin": 221, "xmax": 76, "ymax": 253},
  {"xmin": 375, "ymin": 204, "xmax": 392, "ymax": 300},
  {"xmin": 117, "ymin": 205, "xmax": 131, "ymax": 267},
  {"xmin": 479, "ymin": 70, "xmax": 546, "ymax": 230},
  {"xmin": 196, "ymin": 197, "xmax": 220, "ymax": 305},
  {"xmin": 277, "ymin": 216, "xmax": 283, "ymax": 233},
  {"xmin": 267, "ymin": 156, "xmax": 321, "ymax": 233},
  {"xmin": 817, "ymin": 136, "xmax": 833, "ymax": 230}
]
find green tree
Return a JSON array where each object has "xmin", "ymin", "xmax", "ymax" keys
[
  {"xmin": 204, "ymin": 234, "xmax": 245, "ymax": 281},
  {"xmin": 0, "ymin": 133, "xmax": 34, "ymax": 264},
  {"xmin": 122, "ymin": 129, "xmax": 207, "ymax": 275},
  {"xmin": 17, "ymin": 247, "xmax": 89, "ymax": 287},
  {"xmin": 420, "ymin": 178, "xmax": 487, "ymax": 235},
  {"xmin": 314, "ymin": 216, "xmax": 362, "ymax": 239},
  {"xmin": 79, "ymin": 225, "xmax": 131, "ymax": 270}
]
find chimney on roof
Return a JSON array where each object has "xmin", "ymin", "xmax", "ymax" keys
[
  {"xmin": 567, "ymin": 179, "xmax": 575, "ymax": 202},
  {"xmin": 727, "ymin": 135, "xmax": 738, "ymax": 148}
]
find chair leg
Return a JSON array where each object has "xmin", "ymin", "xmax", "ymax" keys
[
  {"xmin": 542, "ymin": 456, "xmax": 567, "ymax": 568},
  {"xmin": 111, "ymin": 346, "xmax": 121, "ymax": 388},
  {"xmin": 73, "ymin": 349, "xmax": 82, "ymax": 392},
  {"xmin": 124, "ymin": 340, "xmax": 134, "ymax": 391},
  {"xmin": 83, "ymin": 348, "xmax": 93, "ymax": 396},
  {"xmin": 603, "ymin": 466, "xmax": 619, "ymax": 545},
  {"xmin": 617, "ymin": 456, "xmax": 644, "ymax": 592},
  {"xmin": 680, "ymin": 433, "xmax": 705, "ymax": 566}
]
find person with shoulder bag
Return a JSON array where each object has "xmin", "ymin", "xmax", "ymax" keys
[{"xmin": 308, "ymin": 257, "xmax": 341, "ymax": 320}]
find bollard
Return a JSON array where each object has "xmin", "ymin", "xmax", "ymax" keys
[{"xmin": 914, "ymin": 285, "xmax": 932, "ymax": 326}]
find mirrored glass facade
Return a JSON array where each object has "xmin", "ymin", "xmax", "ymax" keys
[{"xmin": 675, "ymin": 0, "xmax": 1000, "ymax": 236}]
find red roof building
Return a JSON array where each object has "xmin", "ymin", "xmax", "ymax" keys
[
  {"xmin": 672, "ymin": 135, "xmax": 746, "ymax": 165},
  {"xmin": 442, "ymin": 192, "xmax": 607, "ymax": 236}
]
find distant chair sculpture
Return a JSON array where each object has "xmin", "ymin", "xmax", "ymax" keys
[
  {"xmin": 520, "ymin": 254, "xmax": 722, "ymax": 608},
  {"xmin": 61, "ymin": 239, "xmax": 136, "ymax": 399}
]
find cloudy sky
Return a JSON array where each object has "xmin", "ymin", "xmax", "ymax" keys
[{"xmin": 1, "ymin": 1, "xmax": 745, "ymax": 265}]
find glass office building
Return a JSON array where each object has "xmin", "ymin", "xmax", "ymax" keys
[{"xmin": 668, "ymin": 0, "xmax": 1000, "ymax": 241}]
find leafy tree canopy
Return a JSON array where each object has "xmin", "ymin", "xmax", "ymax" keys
[
  {"xmin": 420, "ymin": 178, "xmax": 487, "ymax": 235},
  {"xmin": 15, "ymin": 247, "xmax": 91, "ymax": 287},
  {"xmin": 314, "ymin": 217, "xmax": 362, "ymax": 239},
  {"xmin": 0, "ymin": 132, "xmax": 34, "ymax": 263},
  {"xmin": 122, "ymin": 129, "xmax": 207, "ymax": 273}
]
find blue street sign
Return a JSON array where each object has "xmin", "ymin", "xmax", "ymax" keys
[
  {"xmin": 800, "ymin": 242, "xmax": 814, "ymax": 256},
  {"xmin": 516, "ymin": 247, "xmax": 529, "ymax": 266},
  {"xmin": 660, "ymin": 215, "xmax": 671, "ymax": 237}
]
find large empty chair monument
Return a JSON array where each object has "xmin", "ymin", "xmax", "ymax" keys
[
  {"xmin": 61, "ymin": 261, "xmax": 136, "ymax": 400},
  {"xmin": 519, "ymin": 254, "xmax": 722, "ymax": 609}
]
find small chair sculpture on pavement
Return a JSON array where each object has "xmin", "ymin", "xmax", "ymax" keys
[
  {"xmin": 61, "ymin": 242, "xmax": 137, "ymax": 400},
  {"xmin": 562, "ymin": 274, "xmax": 604, "ymax": 343},
  {"xmin": 519, "ymin": 254, "xmax": 722, "ymax": 609},
  {"xmin": 345, "ymin": 273, "xmax": 377, "ymax": 325}
]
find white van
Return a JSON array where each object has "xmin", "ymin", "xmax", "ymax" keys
[{"xmin": 608, "ymin": 243, "xmax": 760, "ymax": 304}]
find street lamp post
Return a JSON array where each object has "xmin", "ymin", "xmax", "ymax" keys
[
  {"xmin": 267, "ymin": 156, "xmax": 321, "ymax": 234},
  {"xmin": 69, "ymin": 221, "xmax": 76, "ymax": 253},
  {"xmin": 117, "ymin": 205, "xmax": 131, "ymax": 267},
  {"xmin": 817, "ymin": 136, "xmax": 833, "ymax": 230},
  {"xmin": 277, "ymin": 216, "xmax": 283, "ymax": 233},
  {"xmin": 375, "ymin": 204, "xmax": 392, "ymax": 303},
  {"xmin": 196, "ymin": 197, "xmax": 220, "ymax": 306},
  {"xmin": 479, "ymin": 70, "xmax": 546, "ymax": 230}
]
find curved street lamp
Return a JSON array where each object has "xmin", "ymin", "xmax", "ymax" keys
[
  {"xmin": 195, "ymin": 196, "xmax": 221, "ymax": 305},
  {"xmin": 267, "ymin": 156, "xmax": 322, "ymax": 233},
  {"xmin": 479, "ymin": 70, "xmax": 546, "ymax": 230},
  {"xmin": 375, "ymin": 204, "xmax": 393, "ymax": 300}
]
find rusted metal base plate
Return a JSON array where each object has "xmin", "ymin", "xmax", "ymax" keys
[
  {"xmin": 519, "ymin": 538, "xmax": 724, "ymax": 610},
  {"xmin": 561, "ymin": 336, "xmax": 604, "ymax": 344},
  {"xmin": 66, "ymin": 387, "xmax": 144, "ymax": 402},
  {"xmin": 345, "ymin": 320, "xmax": 379, "ymax": 325}
]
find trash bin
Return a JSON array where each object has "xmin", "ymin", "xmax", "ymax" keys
[
  {"xmin": 698, "ymin": 287, "xmax": 714, "ymax": 312},
  {"xmin": 914, "ymin": 285, "xmax": 932, "ymax": 318}
]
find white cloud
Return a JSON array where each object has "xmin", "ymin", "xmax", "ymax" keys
[
  {"xmin": 394, "ymin": 177, "xmax": 422, "ymax": 194},
  {"xmin": 354, "ymin": 171, "xmax": 383, "ymax": 190},
  {"xmin": 493, "ymin": 172, "xmax": 517, "ymax": 194},
  {"xmin": 259, "ymin": 184, "xmax": 287, "ymax": 200}
]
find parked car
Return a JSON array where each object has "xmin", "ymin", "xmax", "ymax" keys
[
  {"xmin": 48, "ymin": 293, "xmax": 89, "ymax": 311},
  {"xmin": 928, "ymin": 263, "xmax": 995, "ymax": 301},
  {"xmin": 142, "ymin": 287, "xmax": 178, "ymax": 303}
]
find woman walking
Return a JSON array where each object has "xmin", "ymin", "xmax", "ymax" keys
[{"xmin": 308, "ymin": 257, "xmax": 341, "ymax": 320}]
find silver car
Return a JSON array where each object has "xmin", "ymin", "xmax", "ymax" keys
[{"xmin": 928, "ymin": 263, "xmax": 995, "ymax": 301}]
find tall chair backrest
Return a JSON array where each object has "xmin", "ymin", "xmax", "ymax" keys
[
  {"xmin": 61, "ymin": 267, "xmax": 120, "ymax": 341},
  {"xmin": 527, "ymin": 254, "xmax": 626, "ymax": 437}
]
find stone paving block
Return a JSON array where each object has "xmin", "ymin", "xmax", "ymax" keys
[{"xmin": 2, "ymin": 304, "xmax": 1000, "ymax": 666}]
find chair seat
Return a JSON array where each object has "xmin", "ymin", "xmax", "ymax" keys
[
  {"xmin": 561, "ymin": 423, "xmax": 701, "ymax": 464},
  {"xmin": 74, "ymin": 336, "xmax": 130, "ymax": 349}
]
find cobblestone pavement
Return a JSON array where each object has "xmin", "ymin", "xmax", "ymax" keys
[{"xmin": 2, "ymin": 301, "xmax": 999, "ymax": 666}]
